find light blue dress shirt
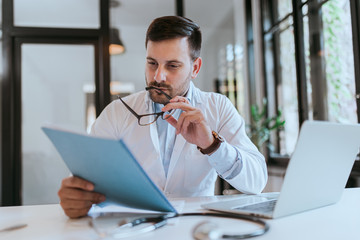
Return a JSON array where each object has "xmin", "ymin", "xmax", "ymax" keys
[{"xmin": 154, "ymin": 103, "xmax": 180, "ymax": 177}]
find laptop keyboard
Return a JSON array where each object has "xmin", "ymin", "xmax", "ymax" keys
[{"xmin": 235, "ymin": 199, "xmax": 277, "ymax": 213}]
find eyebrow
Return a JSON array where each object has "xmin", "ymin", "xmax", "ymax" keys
[{"xmin": 146, "ymin": 57, "xmax": 183, "ymax": 65}]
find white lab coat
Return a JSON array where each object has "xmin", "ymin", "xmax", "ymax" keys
[{"xmin": 91, "ymin": 82, "xmax": 267, "ymax": 197}]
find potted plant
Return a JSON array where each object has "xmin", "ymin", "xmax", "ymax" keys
[{"xmin": 247, "ymin": 98, "xmax": 285, "ymax": 150}]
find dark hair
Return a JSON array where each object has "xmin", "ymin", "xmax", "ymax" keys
[{"xmin": 145, "ymin": 16, "xmax": 202, "ymax": 61}]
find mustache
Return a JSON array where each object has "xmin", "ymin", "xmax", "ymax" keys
[{"xmin": 148, "ymin": 81, "xmax": 172, "ymax": 90}]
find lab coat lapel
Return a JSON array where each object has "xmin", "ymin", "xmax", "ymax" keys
[
  {"xmin": 146, "ymin": 93, "xmax": 162, "ymax": 159},
  {"xmin": 166, "ymin": 133, "xmax": 187, "ymax": 182},
  {"xmin": 166, "ymin": 83, "xmax": 200, "ymax": 183},
  {"xmin": 149, "ymin": 122, "xmax": 160, "ymax": 154},
  {"xmin": 148, "ymin": 107, "xmax": 167, "ymax": 190}
]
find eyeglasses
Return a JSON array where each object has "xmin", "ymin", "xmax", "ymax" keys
[{"xmin": 118, "ymin": 86, "xmax": 175, "ymax": 126}]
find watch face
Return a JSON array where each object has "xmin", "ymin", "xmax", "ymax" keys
[{"xmin": 212, "ymin": 131, "xmax": 224, "ymax": 142}]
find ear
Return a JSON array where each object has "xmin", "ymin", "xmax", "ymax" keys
[{"xmin": 191, "ymin": 57, "xmax": 202, "ymax": 79}]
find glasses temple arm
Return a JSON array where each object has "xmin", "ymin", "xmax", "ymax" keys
[{"xmin": 118, "ymin": 96, "xmax": 141, "ymax": 118}]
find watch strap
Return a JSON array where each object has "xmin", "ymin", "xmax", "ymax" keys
[{"xmin": 197, "ymin": 131, "xmax": 224, "ymax": 155}]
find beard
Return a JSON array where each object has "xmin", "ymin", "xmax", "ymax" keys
[
  {"xmin": 146, "ymin": 71, "xmax": 192, "ymax": 104},
  {"xmin": 147, "ymin": 82, "xmax": 174, "ymax": 104}
]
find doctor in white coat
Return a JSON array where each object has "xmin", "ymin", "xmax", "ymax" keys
[{"xmin": 58, "ymin": 16, "xmax": 268, "ymax": 218}]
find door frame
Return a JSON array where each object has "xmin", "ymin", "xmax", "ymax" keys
[{"xmin": 1, "ymin": 0, "xmax": 110, "ymax": 205}]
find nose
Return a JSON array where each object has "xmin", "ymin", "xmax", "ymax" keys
[{"xmin": 154, "ymin": 65, "xmax": 166, "ymax": 82}]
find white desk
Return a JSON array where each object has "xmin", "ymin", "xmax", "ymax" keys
[{"xmin": 1, "ymin": 188, "xmax": 359, "ymax": 240}]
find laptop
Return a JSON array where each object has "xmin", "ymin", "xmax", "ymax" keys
[{"xmin": 202, "ymin": 120, "xmax": 360, "ymax": 219}]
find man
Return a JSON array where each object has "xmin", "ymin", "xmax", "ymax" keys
[{"xmin": 58, "ymin": 16, "xmax": 268, "ymax": 218}]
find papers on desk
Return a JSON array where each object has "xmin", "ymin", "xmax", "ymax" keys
[
  {"xmin": 42, "ymin": 125, "xmax": 177, "ymax": 214},
  {"xmin": 90, "ymin": 200, "xmax": 185, "ymax": 215}
]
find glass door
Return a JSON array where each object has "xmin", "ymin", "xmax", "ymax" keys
[{"xmin": 21, "ymin": 43, "xmax": 95, "ymax": 205}]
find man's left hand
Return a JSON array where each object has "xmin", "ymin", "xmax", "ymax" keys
[{"xmin": 162, "ymin": 96, "xmax": 214, "ymax": 149}]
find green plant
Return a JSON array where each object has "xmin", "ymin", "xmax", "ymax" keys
[{"xmin": 248, "ymin": 99, "xmax": 285, "ymax": 150}]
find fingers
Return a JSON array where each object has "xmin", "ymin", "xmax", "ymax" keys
[
  {"xmin": 163, "ymin": 96, "xmax": 213, "ymax": 147},
  {"xmin": 165, "ymin": 115, "xmax": 178, "ymax": 128},
  {"xmin": 170, "ymin": 96, "xmax": 190, "ymax": 104},
  {"xmin": 61, "ymin": 176, "xmax": 94, "ymax": 191},
  {"xmin": 58, "ymin": 176, "xmax": 105, "ymax": 219},
  {"xmin": 176, "ymin": 108, "xmax": 204, "ymax": 133},
  {"xmin": 60, "ymin": 199, "xmax": 93, "ymax": 218},
  {"xmin": 176, "ymin": 111, "xmax": 200, "ymax": 135},
  {"xmin": 162, "ymin": 96, "xmax": 195, "ymax": 133},
  {"xmin": 59, "ymin": 190, "xmax": 104, "ymax": 219},
  {"xmin": 62, "ymin": 206, "xmax": 93, "ymax": 219},
  {"xmin": 165, "ymin": 113, "xmax": 200, "ymax": 135},
  {"xmin": 60, "ymin": 199, "xmax": 94, "ymax": 209},
  {"xmin": 58, "ymin": 185, "xmax": 105, "ymax": 202},
  {"xmin": 162, "ymin": 100, "xmax": 193, "ymax": 113},
  {"xmin": 163, "ymin": 95, "xmax": 205, "ymax": 135}
]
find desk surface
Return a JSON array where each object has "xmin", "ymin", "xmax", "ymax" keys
[{"xmin": 1, "ymin": 188, "xmax": 359, "ymax": 240}]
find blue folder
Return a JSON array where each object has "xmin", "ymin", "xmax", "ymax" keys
[{"xmin": 42, "ymin": 126, "xmax": 177, "ymax": 213}]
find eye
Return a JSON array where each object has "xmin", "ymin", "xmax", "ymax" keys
[
  {"xmin": 147, "ymin": 61, "xmax": 157, "ymax": 65},
  {"xmin": 168, "ymin": 64, "xmax": 179, "ymax": 69},
  {"xmin": 147, "ymin": 61, "xmax": 158, "ymax": 69}
]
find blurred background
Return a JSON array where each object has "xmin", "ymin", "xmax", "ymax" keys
[{"xmin": 1, "ymin": 0, "xmax": 360, "ymax": 206}]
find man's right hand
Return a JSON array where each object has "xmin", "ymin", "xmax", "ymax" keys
[{"xmin": 58, "ymin": 176, "xmax": 106, "ymax": 218}]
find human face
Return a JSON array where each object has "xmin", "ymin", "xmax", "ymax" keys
[{"xmin": 145, "ymin": 37, "xmax": 202, "ymax": 104}]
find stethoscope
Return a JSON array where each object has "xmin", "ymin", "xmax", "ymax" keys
[{"xmin": 91, "ymin": 211, "xmax": 270, "ymax": 239}]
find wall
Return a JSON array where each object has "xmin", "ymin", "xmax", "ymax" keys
[{"xmin": 110, "ymin": 25, "xmax": 147, "ymax": 91}]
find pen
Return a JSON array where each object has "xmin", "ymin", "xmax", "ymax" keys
[{"xmin": 0, "ymin": 223, "xmax": 28, "ymax": 232}]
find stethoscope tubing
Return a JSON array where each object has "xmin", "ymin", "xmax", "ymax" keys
[{"xmin": 128, "ymin": 211, "xmax": 270, "ymax": 239}]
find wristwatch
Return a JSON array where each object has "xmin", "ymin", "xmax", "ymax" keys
[{"xmin": 197, "ymin": 131, "xmax": 224, "ymax": 155}]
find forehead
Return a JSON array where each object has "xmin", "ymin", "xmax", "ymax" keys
[{"xmin": 146, "ymin": 37, "xmax": 191, "ymax": 62}]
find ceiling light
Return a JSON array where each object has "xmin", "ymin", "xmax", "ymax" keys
[{"xmin": 109, "ymin": 28, "xmax": 125, "ymax": 55}]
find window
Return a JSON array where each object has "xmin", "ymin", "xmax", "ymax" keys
[
  {"xmin": 322, "ymin": 0, "xmax": 357, "ymax": 123},
  {"xmin": 262, "ymin": 0, "xmax": 300, "ymax": 155},
  {"xmin": 260, "ymin": 0, "xmax": 360, "ymax": 157}
]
